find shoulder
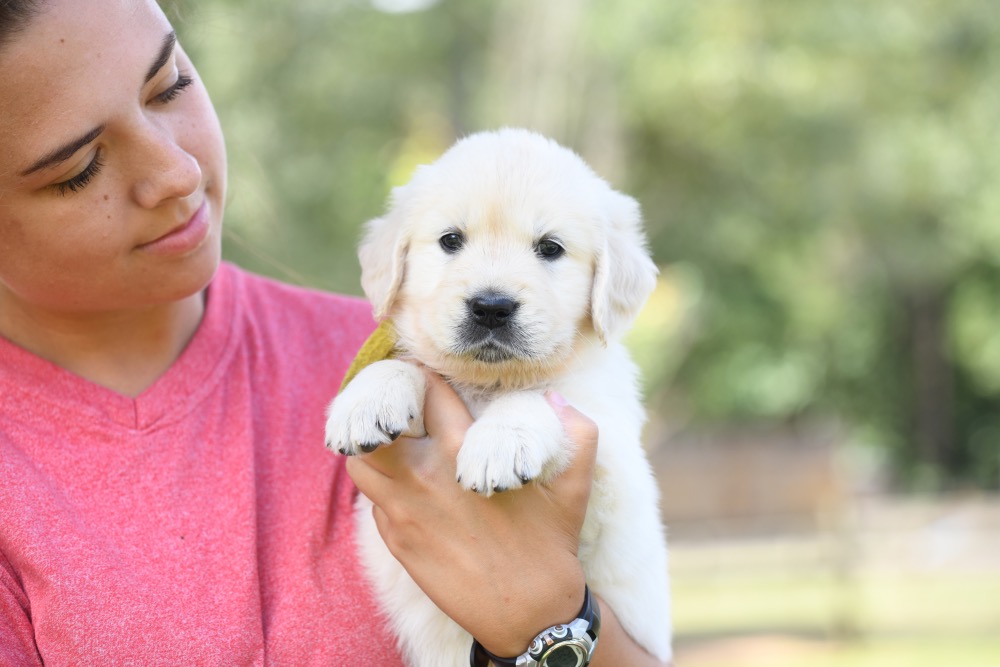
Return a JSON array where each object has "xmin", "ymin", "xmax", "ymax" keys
[
  {"xmin": 224, "ymin": 262, "xmax": 373, "ymax": 325},
  {"xmin": 216, "ymin": 262, "xmax": 377, "ymax": 364}
]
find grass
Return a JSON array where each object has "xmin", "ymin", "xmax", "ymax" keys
[
  {"xmin": 671, "ymin": 567, "xmax": 1000, "ymax": 666},
  {"xmin": 677, "ymin": 635, "xmax": 1000, "ymax": 667}
]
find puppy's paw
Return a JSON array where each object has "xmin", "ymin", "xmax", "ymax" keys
[
  {"xmin": 455, "ymin": 397, "xmax": 565, "ymax": 495},
  {"xmin": 325, "ymin": 360, "xmax": 426, "ymax": 456}
]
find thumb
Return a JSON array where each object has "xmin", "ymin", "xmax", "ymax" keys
[
  {"xmin": 421, "ymin": 369, "xmax": 474, "ymax": 459},
  {"xmin": 545, "ymin": 391, "xmax": 598, "ymax": 489}
]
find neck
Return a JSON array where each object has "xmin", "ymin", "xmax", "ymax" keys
[{"xmin": 0, "ymin": 292, "xmax": 206, "ymax": 398}]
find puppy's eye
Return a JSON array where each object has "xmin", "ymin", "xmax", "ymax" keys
[
  {"xmin": 535, "ymin": 239, "xmax": 565, "ymax": 260},
  {"xmin": 439, "ymin": 232, "xmax": 465, "ymax": 253}
]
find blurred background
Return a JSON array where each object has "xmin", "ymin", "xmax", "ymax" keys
[{"xmin": 170, "ymin": 1, "xmax": 1000, "ymax": 664}]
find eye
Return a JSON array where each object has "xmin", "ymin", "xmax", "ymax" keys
[
  {"xmin": 535, "ymin": 238, "xmax": 565, "ymax": 260},
  {"xmin": 52, "ymin": 151, "xmax": 105, "ymax": 196},
  {"xmin": 439, "ymin": 232, "xmax": 465, "ymax": 253},
  {"xmin": 153, "ymin": 72, "xmax": 194, "ymax": 105}
]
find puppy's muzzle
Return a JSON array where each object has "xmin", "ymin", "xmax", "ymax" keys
[
  {"xmin": 467, "ymin": 292, "xmax": 519, "ymax": 330},
  {"xmin": 457, "ymin": 291, "xmax": 529, "ymax": 363}
]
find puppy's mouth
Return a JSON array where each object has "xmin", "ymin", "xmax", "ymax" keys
[
  {"xmin": 452, "ymin": 326, "xmax": 531, "ymax": 364},
  {"xmin": 446, "ymin": 291, "xmax": 535, "ymax": 364},
  {"xmin": 468, "ymin": 340, "xmax": 518, "ymax": 363}
]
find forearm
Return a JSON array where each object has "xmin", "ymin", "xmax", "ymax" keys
[
  {"xmin": 480, "ymin": 588, "xmax": 671, "ymax": 667},
  {"xmin": 589, "ymin": 595, "xmax": 671, "ymax": 667}
]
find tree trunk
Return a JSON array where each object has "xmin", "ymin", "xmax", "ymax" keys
[{"xmin": 904, "ymin": 288, "xmax": 957, "ymax": 476}]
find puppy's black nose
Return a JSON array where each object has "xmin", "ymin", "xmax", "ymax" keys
[{"xmin": 468, "ymin": 293, "xmax": 518, "ymax": 329}]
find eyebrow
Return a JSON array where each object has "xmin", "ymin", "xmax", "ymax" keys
[
  {"xmin": 20, "ymin": 124, "xmax": 106, "ymax": 177},
  {"xmin": 145, "ymin": 31, "xmax": 177, "ymax": 86},
  {"xmin": 19, "ymin": 31, "xmax": 177, "ymax": 178}
]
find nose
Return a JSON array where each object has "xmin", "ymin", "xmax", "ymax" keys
[
  {"xmin": 131, "ymin": 124, "xmax": 202, "ymax": 209},
  {"xmin": 467, "ymin": 293, "xmax": 519, "ymax": 329}
]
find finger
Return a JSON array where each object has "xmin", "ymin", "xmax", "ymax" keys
[
  {"xmin": 420, "ymin": 369, "xmax": 474, "ymax": 457},
  {"xmin": 346, "ymin": 446, "xmax": 420, "ymax": 509},
  {"xmin": 344, "ymin": 452, "xmax": 388, "ymax": 500},
  {"xmin": 370, "ymin": 502, "xmax": 393, "ymax": 549},
  {"xmin": 545, "ymin": 391, "xmax": 598, "ymax": 488},
  {"xmin": 351, "ymin": 434, "xmax": 410, "ymax": 478}
]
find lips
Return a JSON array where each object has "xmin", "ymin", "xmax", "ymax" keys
[{"xmin": 137, "ymin": 201, "xmax": 211, "ymax": 256}]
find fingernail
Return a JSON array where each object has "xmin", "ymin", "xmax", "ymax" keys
[{"xmin": 545, "ymin": 391, "xmax": 569, "ymax": 408}]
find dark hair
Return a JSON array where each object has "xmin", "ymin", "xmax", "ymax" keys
[{"xmin": 0, "ymin": 0, "xmax": 42, "ymax": 53}]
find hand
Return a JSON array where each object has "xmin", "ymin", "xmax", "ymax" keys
[{"xmin": 345, "ymin": 370, "xmax": 599, "ymax": 657}]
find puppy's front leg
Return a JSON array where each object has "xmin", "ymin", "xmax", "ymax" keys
[
  {"xmin": 456, "ymin": 392, "xmax": 567, "ymax": 496},
  {"xmin": 325, "ymin": 360, "xmax": 426, "ymax": 455}
]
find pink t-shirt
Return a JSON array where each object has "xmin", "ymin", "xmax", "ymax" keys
[{"xmin": 0, "ymin": 263, "xmax": 404, "ymax": 666}]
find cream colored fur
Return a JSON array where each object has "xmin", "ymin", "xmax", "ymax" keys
[{"xmin": 325, "ymin": 128, "xmax": 672, "ymax": 666}]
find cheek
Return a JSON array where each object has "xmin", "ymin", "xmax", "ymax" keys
[
  {"xmin": 0, "ymin": 214, "xmax": 28, "ymax": 253},
  {"xmin": 49, "ymin": 195, "xmax": 123, "ymax": 256},
  {"xmin": 569, "ymin": 261, "xmax": 596, "ymax": 310},
  {"xmin": 0, "ymin": 216, "xmax": 35, "ymax": 289},
  {"xmin": 401, "ymin": 247, "xmax": 448, "ymax": 299},
  {"xmin": 397, "ymin": 249, "xmax": 450, "ymax": 321},
  {"xmin": 0, "ymin": 197, "xmax": 125, "ymax": 283},
  {"xmin": 437, "ymin": 269, "xmax": 473, "ymax": 327},
  {"xmin": 180, "ymin": 87, "xmax": 227, "ymax": 187},
  {"xmin": 541, "ymin": 261, "xmax": 594, "ymax": 325}
]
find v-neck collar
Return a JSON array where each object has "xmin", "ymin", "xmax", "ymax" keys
[{"xmin": 0, "ymin": 264, "xmax": 241, "ymax": 431}]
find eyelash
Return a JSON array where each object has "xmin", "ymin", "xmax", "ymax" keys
[
  {"xmin": 154, "ymin": 72, "xmax": 195, "ymax": 104},
  {"xmin": 51, "ymin": 72, "xmax": 195, "ymax": 196},
  {"xmin": 54, "ymin": 152, "xmax": 105, "ymax": 196}
]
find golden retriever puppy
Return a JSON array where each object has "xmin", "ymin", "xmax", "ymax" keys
[{"xmin": 325, "ymin": 128, "xmax": 671, "ymax": 666}]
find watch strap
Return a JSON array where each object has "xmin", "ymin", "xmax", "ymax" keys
[{"xmin": 469, "ymin": 585, "xmax": 599, "ymax": 667}]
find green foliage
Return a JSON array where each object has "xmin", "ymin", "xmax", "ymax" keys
[
  {"xmin": 169, "ymin": 0, "xmax": 1000, "ymax": 489},
  {"xmin": 611, "ymin": 0, "xmax": 1000, "ymax": 488}
]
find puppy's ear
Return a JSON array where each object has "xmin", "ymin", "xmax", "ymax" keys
[
  {"xmin": 591, "ymin": 191, "xmax": 659, "ymax": 344},
  {"xmin": 358, "ymin": 205, "xmax": 409, "ymax": 320}
]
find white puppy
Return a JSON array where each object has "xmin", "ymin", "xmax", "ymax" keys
[{"xmin": 325, "ymin": 128, "xmax": 671, "ymax": 666}]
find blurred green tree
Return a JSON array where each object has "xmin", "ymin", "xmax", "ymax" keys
[
  {"xmin": 166, "ymin": 0, "xmax": 1000, "ymax": 490},
  {"xmin": 610, "ymin": 0, "xmax": 1000, "ymax": 488}
]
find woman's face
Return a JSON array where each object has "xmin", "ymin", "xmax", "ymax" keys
[{"xmin": 0, "ymin": 0, "xmax": 227, "ymax": 314}]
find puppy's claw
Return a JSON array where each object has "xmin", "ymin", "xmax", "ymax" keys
[{"xmin": 324, "ymin": 359, "xmax": 426, "ymax": 462}]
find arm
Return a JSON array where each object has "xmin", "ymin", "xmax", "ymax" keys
[
  {"xmin": 346, "ymin": 371, "xmax": 670, "ymax": 667},
  {"xmin": 592, "ymin": 596, "xmax": 671, "ymax": 667}
]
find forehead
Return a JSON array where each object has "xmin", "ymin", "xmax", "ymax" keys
[
  {"xmin": 407, "ymin": 144, "xmax": 609, "ymax": 245},
  {"xmin": 0, "ymin": 0, "xmax": 169, "ymax": 178}
]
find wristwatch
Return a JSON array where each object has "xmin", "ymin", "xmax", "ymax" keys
[{"xmin": 469, "ymin": 585, "xmax": 601, "ymax": 667}]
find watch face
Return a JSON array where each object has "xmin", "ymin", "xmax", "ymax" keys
[{"xmin": 540, "ymin": 643, "xmax": 586, "ymax": 667}]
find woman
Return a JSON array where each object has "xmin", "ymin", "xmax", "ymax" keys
[{"xmin": 0, "ymin": 0, "xmax": 669, "ymax": 665}]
